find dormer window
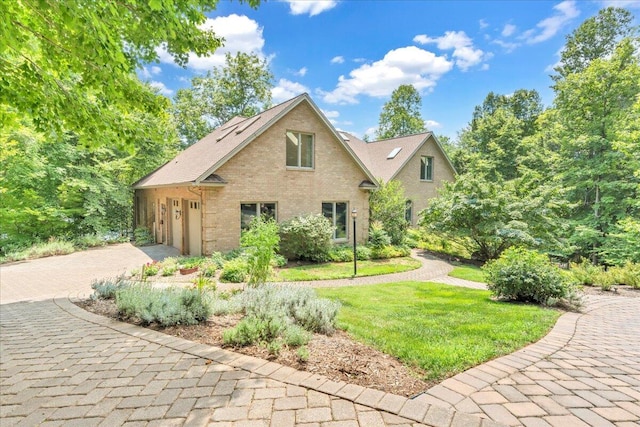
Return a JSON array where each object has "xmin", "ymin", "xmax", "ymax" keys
[{"xmin": 286, "ymin": 131, "xmax": 314, "ymax": 169}]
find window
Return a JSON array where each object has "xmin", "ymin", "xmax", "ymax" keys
[
  {"xmin": 405, "ymin": 200, "xmax": 413, "ymax": 224},
  {"xmin": 420, "ymin": 156, "xmax": 433, "ymax": 181},
  {"xmin": 241, "ymin": 203, "xmax": 276, "ymax": 230},
  {"xmin": 286, "ymin": 131, "xmax": 314, "ymax": 168},
  {"xmin": 322, "ymin": 202, "xmax": 347, "ymax": 240}
]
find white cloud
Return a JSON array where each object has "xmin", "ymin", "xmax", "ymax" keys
[
  {"xmin": 150, "ymin": 81, "xmax": 174, "ymax": 96},
  {"xmin": 479, "ymin": 19, "xmax": 489, "ymax": 29},
  {"xmin": 295, "ymin": 67, "xmax": 308, "ymax": 77},
  {"xmin": 600, "ymin": 0, "xmax": 640, "ymax": 8},
  {"xmin": 322, "ymin": 110, "xmax": 340, "ymax": 119},
  {"xmin": 140, "ymin": 65, "xmax": 162, "ymax": 79},
  {"xmin": 492, "ymin": 39, "xmax": 520, "ymax": 53},
  {"xmin": 414, "ymin": 31, "xmax": 489, "ymax": 71},
  {"xmin": 425, "ymin": 120, "xmax": 441, "ymax": 129},
  {"xmin": 522, "ymin": 0, "xmax": 580, "ymax": 44},
  {"xmin": 330, "ymin": 56, "xmax": 345, "ymax": 64},
  {"xmin": 320, "ymin": 46, "xmax": 453, "ymax": 104},
  {"xmin": 502, "ymin": 24, "xmax": 517, "ymax": 37},
  {"xmin": 272, "ymin": 79, "xmax": 309, "ymax": 103},
  {"xmin": 286, "ymin": 0, "xmax": 337, "ymax": 16},
  {"xmin": 157, "ymin": 14, "xmax": 265, "ymax": 71}
]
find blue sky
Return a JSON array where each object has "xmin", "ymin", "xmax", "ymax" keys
[{"xmin": 142, "ymin": 0, "xmax": 640, "ymax": 140}]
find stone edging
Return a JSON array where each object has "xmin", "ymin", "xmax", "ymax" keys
[{"xmin": 57, "ymin": 297, "xmax": 507, "ymax": 427}]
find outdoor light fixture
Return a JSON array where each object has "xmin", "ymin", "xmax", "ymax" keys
[{"xmin": 351, "ymin": 208, "xmax": 357, "ymax": 276}]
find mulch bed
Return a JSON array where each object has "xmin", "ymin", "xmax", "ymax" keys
[{"xmin": 76, "ymin": 298, "xmax": 433, "ymax": 397}]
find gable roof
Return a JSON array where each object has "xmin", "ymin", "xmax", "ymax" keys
[
  {"xmin": 341, "ymin": 132, "xmax": 457, "ymax": 183},
  {"xmin": 133, "ymin": 94, "xmax": 377, "ymax": 189}
]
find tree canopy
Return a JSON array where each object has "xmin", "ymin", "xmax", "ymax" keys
[
  {"xmin": 173, "ymin": 52, "xmax": 274, "ymax": 145},
  {"xmin": 376, "ymin": 85, "xmax": 426, "ymax": 140},
  {"xmin": 1, "ymin": 0, "xmax": 259, "ymax": 149}
]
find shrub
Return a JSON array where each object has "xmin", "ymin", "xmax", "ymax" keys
[
  {"xmin": 220, "ymin": 258, "xmax": 248, "ymax": 283},
  {"xmin": 271, "ymin": 254, "xmax": 288, "ymax": 268},
  {"xmin": 200, "ymin": 261, "xmax": 217, "ymax": 277},
  {"xmin": 241, "ymin": 216, "xmax": 280, "ymax": 286},
  {"xmin": 606, "ymin": 262, "xmax": 640, "ymax": 288},
  {"xmin": 134, "ymin": 227, "xmax": 154, "ymax": 246},
  {"xmin": 356, "ymin": 245, "xmax": 372, "ymax": 260},
  {"xmin": 328, "ymin": 245, "xmax": 353, "ymax": 262},
  {"xmin": 210, "ymin": 252, "xmax": 226, "ymax": 269},
  {"xmin": 569, "ymin": 259, "xmax": 602, "ymax": 286},
  {"xmin": 91, "ymin": 275, "xmax": 132, "ymax": 300},
  {"xmin": 223, "ymin": 313, "xmax": 287, "ymax": 346},
  {"xmin": 368, "ymin": 221, "xmax": 391, "ymax": 248},
  {"xmin": 370, "ymin": 245, "xmax": 410, "ymax": 259},
  {"xmin": 297, "ymin": 346, "xmax": 310, "ymax": 362},
  {"xmin": 116, "ymin": 285, "xmax": 212, "ymax": 326},
  {"xmin": 279, "ymin": 214, "xmax": 333, "ymax": 262},
  {"xmin": 369, "ymin": 180, "xmax": 408, "ymax": 245},
  {"xmin": 594, "ymin": 271, "xmax": 615, "ymax": 291},
  {"xmin": 193, "ymin": 275, "xmax": 216, "ymax": 292},
  {"xmin": 143, "ymin": 262, "xmax": 159, "ymax": 276},
  {"xmin": 283, "ymin": 324, "xmax": 311, "ymax": 347},
  {"xmin": 483, "ymin": 247, "xmax": 570, "ymax": 305},
  {"xmin": 162, "ymin": 265, "xmax": 177, "ymax": 276},
  {"xmin": 74, "ymin": 234, "xmax": 106, "ymax": 249}
]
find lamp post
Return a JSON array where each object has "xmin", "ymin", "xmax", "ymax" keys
[{"xmin": 351, "ymin": 208, "xmax": 358, "ymax": 276}]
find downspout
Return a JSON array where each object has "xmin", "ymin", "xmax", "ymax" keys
[{"xmin": 188, "ymin": 185, "xmax": 204, "ymax": 255}]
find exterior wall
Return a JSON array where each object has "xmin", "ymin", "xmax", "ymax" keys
[
  {"xmin": 203, "ymin": 102, "xmax": 371, "ymax": 253},
  {"xmin": 134, "ymin": 187, "xmax": 204, "ymax": 255},
  {"xmin": 394, "ymin": 135, "xmax": 455, "ymax": 226}
]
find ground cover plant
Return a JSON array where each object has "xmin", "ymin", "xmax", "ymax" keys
[
  {"xmin": 316, "ymin": 281, "xmax": 560, "ymax": 381},
  {"xmin": 1, "ymin": 234, "xmax": 126, "ymax": 264}
]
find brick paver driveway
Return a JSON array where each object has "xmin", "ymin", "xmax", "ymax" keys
[
  {"xmin": 0, "ymin": 244, "xmax": 496, "ymax": 426},
  {"xmin": 1, "ymin": 243, "xmax": 638, "ymax": 427}
]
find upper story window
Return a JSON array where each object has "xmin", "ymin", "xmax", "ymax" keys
[
  {"xmin": 286, "ymin": 131, "xmax": 314, "ymax": 169},
  {"xmin": 241, "ymin": 203, "xmax": 276, "ymax": 230},
  {"xmin": 420, "ymin": 156, "xmax": 433, "ymax": 181}
]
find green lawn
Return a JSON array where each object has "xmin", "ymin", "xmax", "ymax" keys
[
  {"xmin": 317, "ymin": 281, "xmax": 559, "ymax": 381},
  {"xmin": 449, "ymin": 264, "xmax": 486, "ymax": 282},
  {"xmin": 273, "ymin": 257, "xmax": 421, "ymax": 281}
]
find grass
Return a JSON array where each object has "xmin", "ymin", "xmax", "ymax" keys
[
  {"xmin": 449, "ymin": 264, "xmax": 486, "ymax": 283},
  {"xmin": 273, "ymin": 257, "xmax": 421, "ymax": 281},
  {"xmin": 317, "ymin": 281, "xmax": 560, "ymax": 381}
]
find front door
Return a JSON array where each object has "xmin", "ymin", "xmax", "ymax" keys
[
  {"xmin": 187, "ymin": 200, "xmax": 202, "ymax": 256},
  {"xmin": 170, "ymin": 199, "xmax": 182, "ymax": 252}
]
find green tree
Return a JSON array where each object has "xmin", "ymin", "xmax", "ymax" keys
[
  {"xmin": 419, "ymin": 173, "xmax": 568, "ymax": 261},
  {"xmin": 369, "ymin": 180, "xmax": 408, "ymax": 245},
  {"xmin": 173, "ymin": 52, "xmax": 274, "ymax": 145},
  {"xmin": 376, "ymin": 85, "xmax": 426, "ymax": 140},
  {"xmin": 1, "ymin": 0, "xmax": 259, "ymax": 149},
  {"xmin": 553, "ymin": 7, "xmax": 636, "ymax": 79},
  {"xmin": 552, "ymin": 36, "xmax": 640, "ymax": 263},
  {"xmin": 457, "ymin": 89, "xmax": 543, "ymax": 179}
]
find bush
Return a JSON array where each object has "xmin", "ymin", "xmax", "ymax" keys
[
  {"xmin": 210, "ymin": 252, "xmax": 226, "ymax": 269},
  {"xmin": 368, "ymin": 221, "xmax": 392, "ymax": 248},
  {"xmin": 91, "ymin": 275, "xmax": 132, "ymax": 300},
  {"xmin": 143, "ymin": 262, "xmax": 160, "ymax": 276},
  {"xmin": 483, "ymin": 247, "xmax": 571, "ymax": 305},
  {"xmin": 569, "ymin": 259, "xmax": 602, "ymax": 286},
  {"xmin": 370, "ymin": 245, "xmax": 410, "ymax": 259},
  {"xmin": 134, "ymin": 227, "xmax": 154, "ymax": 246},
  {"xmin": 328, "ymin": 245, "xmax": 353, "ymax": 262},
  {"xmin": 220, "ymin": 258, "xmax": 249, "ymax": 283},
  {"xmin": 200, "ymin": 261, "xmax": 218, "ymax": 277},
  {"xmin": 356, "ymin": 245, "xmax": 372, "ymax": 260},
  {"xmin": 162, "ymin": 265, "xmax": 177, "ymax": 276},
  {"xmin": 594, "ymin": 271, "xmax": 615, "ymax": 291},
  {"xmin": 116, "ymin": 285, "xmax": 212, "ymax": 326},
  {"xmin": 271, "ymin": 254, "xmax": 288, "ymax": 268},
  {"xmin": 279, "ymin": 214, "xmax": 333, "ymax": 262},
  {"xmin": 606, "ymin": 262, "xmax": 640, "ymax": 288},
  {"xmin": 74, "ymin": 234, "xmax": 106, "ymax": 249}
]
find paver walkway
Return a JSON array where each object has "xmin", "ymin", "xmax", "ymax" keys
[{"xmin": 1, "ymin": 243, "xmax": 639, "ymax": 427}]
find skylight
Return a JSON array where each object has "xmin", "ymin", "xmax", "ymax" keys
[
  {"xmin": 387, "ymin": 147, "xmax": 402, "ymax": 159},
  {"xmin": 339, "ymin": 132, "xmax": 350, "ymax": 141},
  {"xmin": 235, "ymin": 116, "xmax": 261, "ymax": 134},
  {"xmin": 216, "ymin": 125, "xmax": 238, "ymax": 142}
]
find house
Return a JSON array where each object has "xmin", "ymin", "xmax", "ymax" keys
[
  {"xmin": 341, "ymin": 132, "xmax": 456, "ymax": 225},
  {"xmin": 133, "ymin": 93, "xmax": 455, "ymax": 255}
]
